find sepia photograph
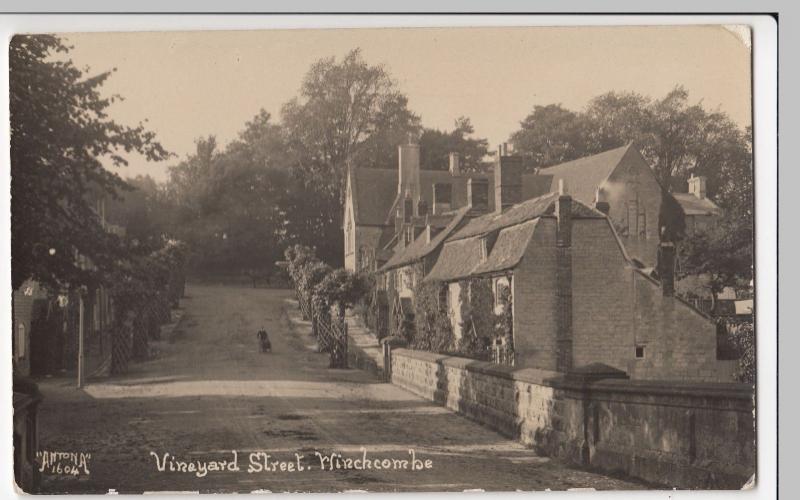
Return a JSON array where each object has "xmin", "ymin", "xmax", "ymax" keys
[{"xmin": 7, "ymin": 20, "xmax": 762, "ymax": 494}]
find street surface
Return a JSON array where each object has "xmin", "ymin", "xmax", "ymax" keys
[{"xmin": 36, "ymin": 284, "xmax": 641, "ymax": 493}]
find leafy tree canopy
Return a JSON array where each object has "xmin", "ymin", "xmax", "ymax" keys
[
  {"xmin": 10, "ymin": 35, "xmax": 171, "ymax": 290},
  {"xmin": 419, "ymin": 117, "xmax": 491, "ymax": 172}
]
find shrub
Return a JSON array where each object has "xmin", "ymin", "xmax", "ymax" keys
[{"xmin": 728, "ymin": 320, "xmax": 755, "ymax": 384}]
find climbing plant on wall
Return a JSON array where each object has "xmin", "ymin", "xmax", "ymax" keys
[
  {"xmin": 457, "ymin": 277, "xmax": 495, "ymax": 359},
  {"xmin": 411, "ymin": 281, "xmax": 454, "ymax": 352}
]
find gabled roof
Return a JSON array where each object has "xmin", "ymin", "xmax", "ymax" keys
[
  {"xmin": 672, "ymin": 193, "xmax": 724, "ymax": 216},
  {"xmin": 425, "ymin": 219, "xmax": 540, "ymax": 282},
  {"xmin": 448, "ymin": 192, "xmax": 604, "ymax": 242},
  {"xmin": 426, "ymin": 195, "xmax": 603, "ymax": 282},
  {"xmin": 471, "ymin": 219, "xmax": 539, "ymax": 276},
  {"xmin": 380, "ymin": 206, "xmax": 471, "ymax": 272},
  {"xmin": 349, "ymin": 168, "xmax": 398, "ymax": 226},
  {"xmin": 523, "ymin": 144, "xmax": 634, "ymax": 203}
]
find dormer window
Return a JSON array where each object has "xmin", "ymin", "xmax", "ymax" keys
[{"xmin": 480, "ymin": 236, "xmax": 489, "ymax": 261}]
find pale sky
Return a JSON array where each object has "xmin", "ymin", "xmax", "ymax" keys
[{"xmin": 61, "ymin": 26, "xmax": 752, "ymax": 183}]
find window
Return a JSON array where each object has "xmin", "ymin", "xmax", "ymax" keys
[
  {"xmin": 637, "ymin": 212, "xmax": 647, "ymax": 239},
  {"xmin": 438, "ymin": 285, "xmax": 449, "ymax": 312},
  {"xmin": 635, "ymin": 345, "xmax": 645, "ymax": 359}
]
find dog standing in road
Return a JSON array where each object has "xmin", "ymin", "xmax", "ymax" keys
[{"xmin": 257, "ymin": 328, "xmax": 271, "ymax": 353}]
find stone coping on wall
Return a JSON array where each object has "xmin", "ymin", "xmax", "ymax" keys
[{"xmin": 391, "ymin": 348, "xmax": 754, "ymax": 401}]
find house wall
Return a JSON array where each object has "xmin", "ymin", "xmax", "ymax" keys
[
  {"xmin": 685, "ymin": 213, "xmax": 719, "ymax": 236},
  {"xmin": 350, "ymin": 225, "xmax": 385, "ymax": 272},
  {"xmin": 602, "ymin": 150, "xmax": 665, "ymax": 267},
  {"xmin": 447, "ymin": 281, "xmax": 464, "ymax": 341},
  {"xmin": 388, "ymin": 347, "xmax": 754, "ymax": 489},
  {"xmin": 512, "ymin": 217, "xmax": 559, "ymax": 370},
  {"xmin": 12, "ymin": 280, "xmax": 46, "ymax": 376},
  {"xmin": 570, "ymin": 217, "xmax": 736, "ymax": 382}
]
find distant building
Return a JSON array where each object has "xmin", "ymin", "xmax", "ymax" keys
[
  {"xmin": 673, "ymin": 174, "xmax": 724, "ymax": 235},
  {"xmin": 345, "ymin": 143, "xmax": 682, "ymax": 273}
]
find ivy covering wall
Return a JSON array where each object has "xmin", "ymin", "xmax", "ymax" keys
[{"xmin": 361, "ymin": 266, "xmax": 514, "ymax": 363}]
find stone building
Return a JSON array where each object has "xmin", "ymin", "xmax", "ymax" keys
[
  {"xmin": 344, "ymin": 140, "xmax": 496, "ymax": 273},
  {"xmin": 423, "ymin": 188, "xmax": 734, "ymax": 382},
  {"xmin": 12, "ymin": 196, "xmax": 123, "ymax": 377},
  {"xmin": 345, "ymin": 142, "xmax": 684, "ymax": 273},
  {"xmin": 351, "ymin": 140, "xmax": 738, "ymax": 382},
  {"xmin": 672, "ymin": 174, "xmax": 724, "ymax": 235}
]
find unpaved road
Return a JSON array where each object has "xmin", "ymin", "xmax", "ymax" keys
[{"xmin": 35, "ymin": 284, "xmax": 641, "ymax": 493}]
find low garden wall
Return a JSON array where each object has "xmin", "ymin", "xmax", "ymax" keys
[{"xmin": 389, "ymin": 347, "xmax": 755, "ymax": 490}]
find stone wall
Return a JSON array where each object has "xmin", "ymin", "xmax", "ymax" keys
[{"xmin": 389, "ymin": 347, "xmax": 754, "ymax": 489}]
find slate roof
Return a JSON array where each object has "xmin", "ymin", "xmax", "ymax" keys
[
  {"xmin": 426, "ymin": 195, "xmax": 602, "ymax": 282},
  {"xmin": 522, "ymin": 144, "xmax": 633, "ymax": 203},
  {"xmin": 449, "ymin": 192, "xmax": 603, "ymax": 242},
  {"xmin": 380, "ymin": 206, "xmax": 471, "ymax": 271},
  {"xmin": 672, "ymin": 193, "xmax": 724, "ymax": 216},
  {"xmin": 424, "ymin": 236, "xmax": 485, "ymax": 282},
  {"xmin": 471, "ymin": 220, "xmax": 539, "ymax": 276}
]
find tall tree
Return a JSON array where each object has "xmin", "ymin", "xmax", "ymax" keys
[
  {"xmin": 280, "ymin": 49, "xmax": 420, "ymax": 266},
  {"xmin": 163, "ymin": 112, "xmax": 296, "ymax": 277},
  {"xmin": 508, "ymin": 104, "xmax": 591, "ymax": 169},
  {"xmin": 419, "ymin": 117, "xmax": 491, "ymax": 172},
  {"xmin": 10, "ymin": 35, "xmax": 170, "ymax": 291}
]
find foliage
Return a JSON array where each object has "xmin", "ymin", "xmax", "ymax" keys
[
  {"xmin": 165, "ymin": 114, "xmax": 296, "ymax": 276},
  {"xmin": 494, "ymin": 283, "xmax": 514, "ymax": 348},
  {"xmin": 284, "ymin": 245, "xmax": 318, "ymax": 287},
  {"xmin": 105, "ymin": 175, "xmax": 174, "ymax": 252},
  {"xmin": 509, "ymin": 87, "xmax": 752, "ymax": 217},
  {"xmin": 280, "ymin": 49, "xmax": 420, "ymax": 266},
  {"xmin": 9, "ymin": 34, "xmax": 171, "ymax": 290},
  {"xmin": 457, "ymin": 278, "xmax": 495, "ymax": 359},
  {"xmin": 315, "ymin": 268, "xmax": 370, "ymax": 320},
  {"xmin": 719, "ymin": 319, "xmax": 755, "ymax": 384},
  {"xmin": 411, "ymin": 281, "xmax": 454, "ymax": 352},
  {"xmin": 509, "ymin": 104, "xmax": 591, "ymax": 168},
  {"xmin": 678, "ymin": 212, "xmax": 754, "ymax": 295},
  {"xmin": 419, "ymin": 117, "xmax": 491, "ymax": 172},
  {"xmin": 106, "ymin": 240, "xmax": 188, "ymax": 360}
]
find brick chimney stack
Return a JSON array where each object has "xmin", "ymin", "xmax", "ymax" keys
[
  {"xmin": 494, "ymin": 149, "xmax": 523, "ymax": 213},
  {"xmin": 432, "ymin": 183, "xmax": 453, "ymax": 215},
  {"xmin": 467, "ymin": 178, "xmax": 489, "ymax": 213},
  {"xmin": 555, "ymin": 182, "xmax": 573, "ymax": 372},
  {"xmin": 398, "ymin": 139, "xmax": 421, "ymax": 214},
  {"xmin": 657, "ymin": 242, "xmax": 676, "ymax": 297}
]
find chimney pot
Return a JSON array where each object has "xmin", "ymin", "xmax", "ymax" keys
[
  {"xmin": 688, "ymin": 175, "xmax": 707, "ymax": 199},
  {"xmin": 448, "ymin": 152, "xmax": 460, "ymax": 176}
]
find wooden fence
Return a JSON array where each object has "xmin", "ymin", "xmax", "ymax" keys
[{"xmin": 296, "ymin": 292, "xmax": 348, "ymax": 369}]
